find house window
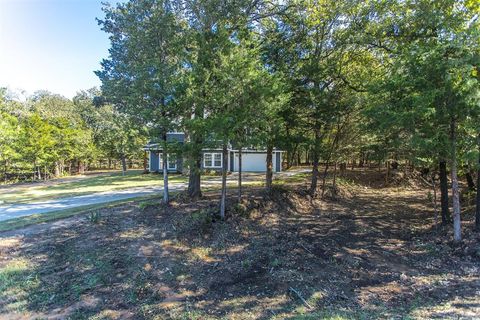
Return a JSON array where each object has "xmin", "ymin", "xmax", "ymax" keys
[
  {"xmin": 204, "ymin": 152, "xmax": 222, "ymax": 168},
  {"xmin": 159, "ymin": 154, "xmax": 177, "ymax": 170},
  {"xmin": 168, "ymin": 157, "xmax": 177, "ymax": 170},
  {"xmin": 214, "ymin": 153, "xmax": 222, "ymax": 167}
]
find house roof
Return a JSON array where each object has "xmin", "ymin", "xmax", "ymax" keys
[{"xmin": 144, "ymin": 132, "xmax": 284, "ymax": 152}]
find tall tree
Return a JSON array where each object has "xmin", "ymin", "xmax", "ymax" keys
[{"xmin": 97, "ymin": 0, "xmax": 185, "ymax": 203}]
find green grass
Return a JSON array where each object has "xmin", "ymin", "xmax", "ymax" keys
[
  {"xmin": 0, "ymin": 194, "xmax": 162, "ymax": 232},
  {"xmin": 0, "ymin": 170, "xmax": 187, "ymax": 204},
  {"xmin": 0, "ymin": 170, "xmax": 308, "ymax": 232}
]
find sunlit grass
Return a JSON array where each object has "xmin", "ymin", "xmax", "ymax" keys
[
  {"xmin": 0, "ymin": 258, "xmax": 39, "ymax": 312},
  {"xmin": 0, "ymin": 170, "xmax": 188, "ymax": 204}
]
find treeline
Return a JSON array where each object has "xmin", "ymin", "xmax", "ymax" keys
[
  {"xmin": 0, "ymin": 88, "xmax": 147, "ymax": 182},
  {"xmin": 97, "ymin": 0, "xmax": 479, "ymax": 241}
]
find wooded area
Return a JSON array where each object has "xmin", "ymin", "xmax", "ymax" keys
[
  {"xmin": 1, "ymin": 0, "xmax": 479, "ymax": 244},
  {"xmin": 0, "ymin": 89, "xmax": 147, "ymax": 181},
  {"xmin": 95, "ymin": 0, "xmax": 479, "ymax": 242}
]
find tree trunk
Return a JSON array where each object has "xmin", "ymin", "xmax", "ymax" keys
[
  {"xmin": 220, "ymin": 143, "xmax": 228, "ymax": 220},
  {"xmin": 266, "ymin": 144, "xmax": 273, "ymax": 192},
  {"xmin": 108, "ymin": 158, "xmax": 112, "ymax": 170},
  {"xmin": 4, "ymin": 160, "xmax": 8, "ymax": 184},
  {"xmin": 332, "ymin": 162, "xmax": 337, "ymax": 189},
  {"xmin": 54, "ymin": 161, "xmax": 60, "ymax": 178},
  {"xmin": 310, "ymin": 130, "xmax": 320, "ymax": 196},
  {"xmin": 339, "ymin": 163, "xmax": 346, "ymax": 177},
  {"xmin": 476, "ymin": 134, "xmax": 480, "ymax": 231},
  {"xmin": 310, "ymin": 154, "xmax": 319, "ymax": 196},
  {"xmin": 143, "ymin": 151, "xmax": 148, "ymax": 173},
  {"xmin": 431, "ymin": 173, "xmax": 439, "ymax": 227},
  {"xmin": 78, "ymin": 160, "xmax": 85, "ymax": 175},
  {"xmin": 320, "ymin": 161, "xmax": 330, "ymax": 198},
  {"xmin": 188, "ymin": 146, "xmax": 202, "ymax": 199},
  {"xmin": 287, "ymin": 144, "xmax": 298, "ymax": 168},
  {"xmin": 60, "ymin": 160, "xmax": 64, "ymax": 176},
  {"xmin": 450, "ymin": 118, "xmax": 461, "ymax": 242},
  {"xmin": 162, "ymin": 139, "xmax": 169, "ymax": 205},
  {"xmin": 466, "ymin": 170, "xmax": 475, "ymax": 191},
  {"xmin": 439, "ymin": 159, "xmax": 450, "ymax": 224},
  {"xmin": 121, "ymin": 154, "xmax": 127, "ymax": 176},
  {"xmin": 385, "ymin": 160, "xmax": 390, "ymax": 185},
  {"xmin": 238, "ymin": 147, "xmax": 242, "ymax": 201}
]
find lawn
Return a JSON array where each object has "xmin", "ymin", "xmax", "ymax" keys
[
  {"xmin": 0, "ymin": 170, "xmax": 188, "ymax": 204},
  {"xmin": 0, "ymin": 170, "xmax": 478, "ymax": 319},
  {"xmin": 0, "ymin": 169, "xmax": 302, "ymax": 206}
]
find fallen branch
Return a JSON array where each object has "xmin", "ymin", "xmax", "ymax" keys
[
  {"xmin": 299, "ymin": 243, "xmax": 313, "ymax": 255},
  {"xmin": 289, "ymin": 287, "xmax": 313, "ymax": 310}
]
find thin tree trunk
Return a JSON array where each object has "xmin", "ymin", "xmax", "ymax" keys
[
  {"xmin": 476, "ymin": 134, "xmax": 480, "ymax": 231},
  {"xmin": 320, "ymin": 161, "xmax": 330, "ymax": 198},
  {"xmin": 450, "ymin": 118, "xmax": 461, "ymax": 242},
  {"xmin": 78, "ymin": 160, "xmax": 85, "ymax": 175},
  {"xmin": 385, "ymin": 160, "xmax": 390, "ymax": 185},
  {"xmin": 431, "ymin": 174, "xmax": 439, "ymax": 227},
  {"xmin": 162, "ymin": 137, "xmax": 169, "ymax": 204},
  {"xmin": 54, "ymin": 161, "xmax": 60, "ymax": 178},
  {"xmin": 143, "ymin": 151, "xmax": 148, "ymax": 173},
  {"xmin": 439, "ymin": 159, "xmax": 450, "ymax": 224},
  {"xmin": 121, "ymin": 154, "xmax": 127, "ymax": 176},
  {"xmin": 238, "ymin": 147, "xmax": 242, "ymax": 201},
  {"xmin": 220, "ymin": 143, "xmax": 228, "ymax": 220},
  {"xmin": 466, "ymin": 170, "xmax": 476, "ymax": 191},
  {"xmin": 4, "ymin": 160, "xmax": 8, "ymax": 184},
  {"xmin": 266, "ymin": 144, "xmax": 273, "ymax": 192},
  {"xmin": 310, "ymin": 130, "xmax": 320, "ymax": 196},
  {"xmin": 332, "ymin": 162, "xmax": 337, "ymax": 189},
  {"xmin": 288, "ymin": 144, "xmax": 298, "ymax": 168}
]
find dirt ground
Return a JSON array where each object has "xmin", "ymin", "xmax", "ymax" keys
[{"xmin": 0, "ymin": 169, "xmax": 479, "ymax": 319}]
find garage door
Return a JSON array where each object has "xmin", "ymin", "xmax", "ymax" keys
[{"xmin": 234, "ymin": 152, "xmax": 274, "ymax": 172}]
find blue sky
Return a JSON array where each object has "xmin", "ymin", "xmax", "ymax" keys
[{"xmin": 0, "ymin": 0, "xmax": 117, "ymax": 98}]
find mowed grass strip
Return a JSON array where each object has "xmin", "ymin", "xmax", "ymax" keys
[
  {"xmin": 0, "ymin": 170, "xmax": 187, "ymax": 204},
  {"xmin": 0, "ymin": 195, "xmax": 164, "ymax": 233}
]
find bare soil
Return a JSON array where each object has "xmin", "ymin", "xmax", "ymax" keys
[{"xmin": 0, "ymin": 170, "xmax": 479, "ymax": 320}]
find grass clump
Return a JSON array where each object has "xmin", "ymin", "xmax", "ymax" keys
[{"xmin": 88, "ymin": 210, "xmax": 102, "ymax": 224}]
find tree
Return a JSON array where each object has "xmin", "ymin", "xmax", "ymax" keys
[
  {"xmin": 364, "ymin": 0, "xmax": 480, "ymax": 241},
  {"xmin": 97, "ymin": 0, "xmax": 185, "ymax": 203},
  {"xmin": 0, "ymin": 90, "xmax": 20, "ymax": 183}
]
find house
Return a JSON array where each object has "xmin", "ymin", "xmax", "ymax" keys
[{"xmin": 144, "ymin": 133, "xmax": 284, "ymax": 173}]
